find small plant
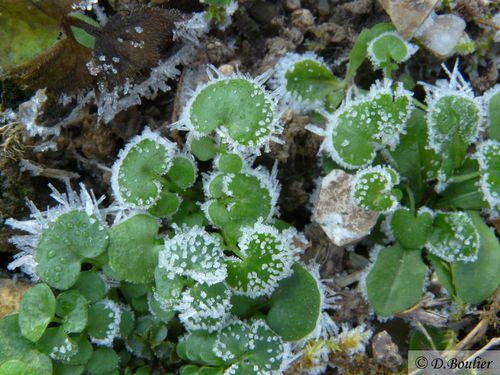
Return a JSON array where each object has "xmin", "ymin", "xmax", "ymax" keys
[
  {"xmin": 1, "ymin": 68, "xmax": 340, "ymax": 374},
  {"xmin": 275, "ymin": 24, "xmax": 500, "ymax": 319}
]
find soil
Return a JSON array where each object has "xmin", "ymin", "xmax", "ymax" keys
[{"xmin": 1, "ymin": 1, "xmax": 498, "ymax": 374}]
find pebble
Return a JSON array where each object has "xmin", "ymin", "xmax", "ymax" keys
[
  {"xmin": 291, "ymin": 9, "xmax": 315, "ymax": 30},
  {"xmin": 372, "ymin": 331, "xmax": 403, "ymax": 372},
  {"xmin": 285, "ymin": 0, "xmax": 301, "ymax": 11}
]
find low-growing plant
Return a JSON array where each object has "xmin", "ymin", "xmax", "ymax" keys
[
  {"xmin": 274, "ymin": 26, "xmax": 500, "ymax": 318},
  {"xmin": 1, "ymin": 68, "xmax": 341, "ymax": 374}
]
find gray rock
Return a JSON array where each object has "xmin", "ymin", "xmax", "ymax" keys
[
  {"xmin": 372, "ymin": 331, "xmax": 403, "ymax": 372},
  {"xmin": 312, "ymin": 169, "xmax": 379, "ymax": 247}
]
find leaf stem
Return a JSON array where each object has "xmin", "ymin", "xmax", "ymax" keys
[{"xmin": 447, "ymin": 171, "xmax": 480, "ymax": 184}]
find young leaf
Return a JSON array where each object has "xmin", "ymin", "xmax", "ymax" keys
[
  {"xmin": 18, "ymin": 284, "xmax": 56, "ymax": 342},
  {"xmin": 108, "ymin": 214, "xmax": 162, "ymax": 284},
  {"xmin": 111, "ymin": 128, "xmax": 176, "ymax": 209},
  {"xmin": 391, "ymin": 208, "xmax": 433, "ymax": 249},
  {"xmin": 178, "ymin": 282, "xmax": 232, "ymax": 332},
  {"xmin": 483, "ymin": 84, "xmax": 500, "ymax": 141},
  {"xmin": 177, "ymin": 331, "xmax": 223, "ymax": 366},
  {"xmin": 190, "ymin": 136, "xmax": 218, "ymax": 161},
  {"xmin": 72, "ymin": 271, "xmax": 108, "ymax": 304},
  {"xmin": 352, "ymin": 165, "xmax": 400, "ymax": 213},
  {"xmin": 35, "ymin": 327, "xmax": 78, "ymax": 362},
  {"xmin": 87, "ymin": 300, "xmax": 122, "ymax": 347},
  {"xmin": 0, "ymin": 315, "xmax": 53, "ymax": 375},
  {"xmin": 451, "ymin": 211, "xmax": 500, "ymax": 304},
  {"xmin": 476, "ymin": 140, "xmax": 500, "ymax": 212},
  {"xmin": 85, "ymin": 348, "xmax": 119, "ymax": 375},
  {"xmin": 159, "ymin": 225, "xmax": 227, "ymax": 285},
  {"xmin": 226, "ymin": 223, "xmax": 296, "ymax": 298},
  {"xmin": 184, "ymin": 75, "xmax": 278, "ymax": 149},
  {"xmin": 56, "ymin": 290, "xmax": 88, "ymax": 334},
  {"xmin": 216, "ymin": 153, "xmax": 243, "ymax": 174},
  {"xmin": 367, "ymin": 31, "xmax": 417, "ymax": 70},
  {"xmin": 426, "ymin": 211, "xmax": 479, "ymax": 263},
  {"xmin": 267, "ymin": 263, "xmax": 321, "ymax": 341},
  {"xmin": 365, "ymin": 245, "xmax": 428, "ymax": 316}
]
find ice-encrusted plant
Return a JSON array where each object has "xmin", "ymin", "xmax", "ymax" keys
[
  {"xmin": 0, "ymin": 66, "xmax": 343, "ymax": 374},
  {"xmin": 274, "ymin": 23, "xmax": 500, "ymax": 320}
]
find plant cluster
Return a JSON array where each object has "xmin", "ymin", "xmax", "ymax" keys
[
  {"xmin": 273, "ymin": 23, "xmax": 500, "ymax": 318},
  {"xmin": 0, "ymin": 67, "xmax": 343, "ymax": 374}
]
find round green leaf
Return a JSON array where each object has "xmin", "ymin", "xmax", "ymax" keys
[
  {"xmin": 18, "ymin": 283, "xmax": 56, "ymax": 342},
  {"xmin": 85, "ymin": 348, "xmax": 119, "ymax": 375},
  {"xmin": 35, "ymin": 327, "xmax": 78, "ymax": 362},
  {"xmin": 153, "ymin": 268, "xmax": 185, "ymax": 311},
  {"xmin": 0, "ymin": 315, "xmax": 52, "ymax": 375},
  {"xmin": 87, "ymin": 300, "xmax": 121, "ymax": 347},
  {"xmin": 245, "ymin": 320, "xmax": 284, "ymax": 372},
  {"xmin": 178, "ymin": 282, "xmax": 232, "ymax": 332},
  {"xmin": 66, "ymin": 334, "xmax": 93, "ymax": 366},
  {"xmin": 365, "ymin": 245, "xmax": 428, "ymax": 316},
  {"xmin": 72, "ymin": 271, "xmax": 108, "ymax": 304},
  {"xmin": 187, "ymin": 77, "xmax": 276, "ymax": 148},
  {"xmin": 267, "ymin": 263, "xmax": 321, "ymax": 341},
  {"xmin": 391, "ymin": 208, "xmax": 433, "ymax": 249},
  {"xmin": 476, "ymin": 140, "xmax": 500, "ymax": 211},
  {"xmin": 190, "ymin": 136, "xmax": 218, "ymax": 161},
  {"xmin": 213, "ymin": 321, "xmax": 250, "ymax": 363},
  {"xmin": 56, "ymin": 290, "xmax": 88, "ymax": 333},
  {"xmin": 217, "ymin": 153, "xmax": 243, "ymax": 174},
  {"xmin": 112, "ymin": 129, "xmax": 175, "ymax": 208},
  {"xmin": 148, "ymin": 191, "xmax": 181, "ymax": 217},
  {"xmin": 167, "ymin": 155, "xmax": 197, "ymax": 190},
  {"xmin": 226, "ymin": 224, "xmax": 295, "ymax": 298},
  {"xmin": 0, "ymin": 360, "xmax": 38, "ymax": 375},
  {"xmin": 148, "ymin": 293, "xmax": 176, "ymax": 324},
  {"xmin": 367, "ymin": 31, "xmax": 417, "ymax": 68},
  {"xmin": 177, "ymin": 331, "xmax": 222, "ymax": 366},
  {"xmin": 108, "ymin": 214, "xmax": 162, "ymax": 284}
]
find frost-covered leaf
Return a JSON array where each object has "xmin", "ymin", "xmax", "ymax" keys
[
  {"xmin": 87, "ymin": 300, "xmax": 121, "ymax": 347},
  {"xmin": 476, "ymin": 140, "xmax": 500, "ymax": 212},
  {"xmin": 0, "ymin": 315, "xmax": 53, "ymax": 375},
  {"xmin": 216, "ymin": 153, "xmax": 243, "ymax": 174},
  {"xmin": 72, "ymin": 271, "xmax": 108, "ymax": 304},
  {"xmin": 426, "ymin": 211, "xmax": 479, "ymax": 263},
  {"xmin": 483, "ymin": 85, "xmax": 500, "ymax": 141},
  {"xmin": 65, "ymin": 334, "xmax": 93, "ymax": 366},
  {"xmin": 56, "ymin": 290, "xmax": 88, "ymax": 334},
  {"xmin": 18, "ymin": 284, "xmax": 56, "ymax": 342},
  {"xmin": 213, "ymin": 321, "xmax": 250, "ymax": 363},
  {"xmin": 159, "ymin": 225, "xmax": 227, "ymax": 285},
  {"xmin": 183, "ymin": 74, "xmax": 279, "ymax": 149},
  {"xmin": 148, "ymin": 293, "xmax": 176, "ymax": 324},
  {"xmin": 148, "ymin": 191, "xmax": 182, "ymax": 217},
  {"xmin": 153, "ymin": 268, "xmax": 186, "ymax": 311},
  {"xmin": 177, "ymin": 331, "xmax": 223, "ymax": 366},
  {"xmin": 267, "ymin": 263, "xmax": 321, "ymax": 341},
  {"xmin": 178, "ymin": 282, "xmax": 232, "ymax": 332},
  {"xmin": 35, "ymin": 327, "xmax": 78, "ymax": 362},
  {"xmin": 108, "ymin": 214, "xmax": 162, "ymax": 284},
  {"xmin": 391, "ymin": 208, "xmax": 433, "ymax": 249},
  {"xmin": 352, "ymin": 165, "xmax": 400, "ymax": 213},
  {"xmin": 365, "ymin": 245, "xmax": 427, "ymax": 316},
  {"xmin": 451, "ymin": 211, "xmax": 500, "ymax": 304},
  {"xmin": 323, "ymin": 80, "xmax": 413, "ymax": 169},
  {"xmin": 367, "ymin": 31, "xmax": 417, "ymax": 70},
  {"xmin": 226, "ymin": 223, "xmax": 296, "ymax": 298},
  {"xmin": 111, "ymin": 128, "xmax": 176, "ymax": 209},
  {"xmin": 204, "ymin": 169, "xmax": 277, "ymax": 244}
]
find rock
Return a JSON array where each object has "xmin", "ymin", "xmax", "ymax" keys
[
  {"xmin": 0, "ymin": 278, "xmax": 31, "ymax": 319},
  {"xmin": 317, "ymin": 0, "xmax": 330, "ymax": 17},
  {"xmin": 313, "ymin": 22, "xmax": 348, "ymax": 44},
  {"xmin": 285, "ymin": 0, "xmax": 301, "ymax": 11},
  {"xmin": 312, "ymin": 169, "xmax": 379, "ymax": 247},
  {"xmin": 378, "ymin": 0, "xmax": 438, "ymax": 40},
  {"xmin": 291, "ymin": 9, "xmax": 315, "ymax": 30},
  {"xmin": 415, "ymin": 12, "xmax": 467, "ymax": 58},
  {"xmin": 372, "ymin": 331, "xmax": 403, "ymax": 372}
]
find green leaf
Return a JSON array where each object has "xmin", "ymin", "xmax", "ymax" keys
[
  {"xmin": 0, "ymin": 315, "xmax": 52, "ymax": 375},
  {"xmin": 451, "ymin": 211, "xmax": 500, "ymax": 304},
  {"xmin": 53, "ymin": 363, "xmax": 85, "ymax": 375},
  {"xmin": 476, "ymin": 140, "xmax": 500, "ymax": 211},
  {"xmin": 213, "ymin": 321, "xmax": 250, "ymax": 363},
  {"xmin": 178, "ymin": 282, "xmax": 232, "ymax": 332},
  {"xmin": 409, "ymin": 326, "xmax": 452, "ymax": 351},
  {"xmin": 118, "ymin": 306, "xmax": 135, "ymax": 339},
  {"xmin": 112, "ymin": 129, "xmax": 175, "ymax": 209},
  {"xmin": 226, "ymin": 224, "xmax": 295, "ymax": 298},
  {"xmin": 352, "ymin": 165, "xmax": 400, "ymax": 213},
  {"xmin": 72, "ymin": 271, "xmax": 108, "ymax": 303},
  {"xmin": 18, "ymin": 284, "xmax": 56, "ymax": 342},
  {"xmin": 426, "ymin": 211, "xmax": 479, "ymax": 263},
  {"xmin": 217, "ymin": 153, "xmax": 243, "ymax": 174},
  {"xmin": 108, "ymin": 214, "xmax": 162, "ymax": 284},
  {"xmin": 485, "ymin": 85, "xmax": 500, "ymax": 141},
  {"xmin": 56, "ymin": 290, "xmax": 88, "ymax": 333},
  {"xmin": 65, "ymin": 334, "xmax": 93, "ymax": 366},
  {"xmin": 85, "ymin": 348, "xmax": 119, "ymax": 375},
  {"xmin": 35, "ymin": 327, "xmax": 78, "ymax": 362},
  {"xmin": 153, "ymin": 268, "xmax": 185, "ymax": 311},
  {"xmin": 391, "ymin": 208, "xmax": 433, "ymax": 249},
  {"xmin": 367, "ymin": 31, "xmax": 416, "ymax": 69},
  {"xmin": 190, "ymin": 136, "xmax": 218, "ymax": 161},
  {"xmin": 0, "ymin": 360, "xmax": 39, "ymax": 375},
  {"xmin": 428, "ymin": 254, "xmax": 455, "ymax": 296},
  {"xmin": 177, "ymin": 331, "xmax": 222, "ymax": 366},
  {"xmin": 148, "ymin": 191, "xmax": 181, "ymax": 217},
  {"xmin": 366, "ymin": 245, "xmax": 427, "ymax": 316},
  {"xmin": 125, "ymin": 316, "xmax": 167, "ymax": 360},
  {"xmin": 187, "ymin": 78, "xmax": 275, "ymax": 148},
  {"xmin": 87, "ymin": 300, "xmax": 121, "ymax": 346},
  {"xmin": 345, "ymin": 23, "xmax": 395, "ymax": 81},
  {"xmin": 167, "ymin": 155, "xmax": 197, "ymax": 190},
  {"xmin": 267, "ymin": 263, "xmax": 321, "ymax": 341},
  {"xmin": 243, "ymin": 320, "xmax": 284, "ymax": 372},
  {"xmin": 284, "ymin": 57, "xmax": 340, "ymax": 102},
  {"xmin": 67, "ymin": 13, "xmax": 99, "ymax": 49},
  {"xmin": 148, "ymin": 293, "xmax": 176, "ymax": 324}
]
